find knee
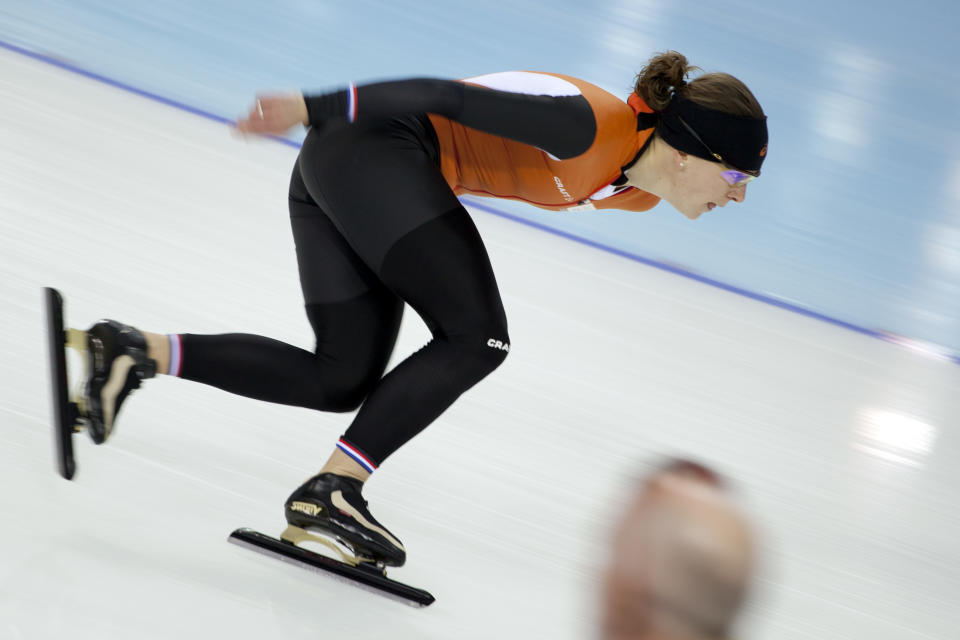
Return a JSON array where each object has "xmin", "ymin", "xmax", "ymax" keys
[
  {"xmin": 308, "ymin": 364, "xmax": 382, "ymax": 413},
  {"xmin": 479, "ymin": 335, "xmax": 511, "ymax": 371},
  {"xmin": 317, "ymin": 384, "xmax": 369, "ymax": 413},
  {"xmin": 449, "ymin": 328, "xmax": 511, "ymax": 385}
]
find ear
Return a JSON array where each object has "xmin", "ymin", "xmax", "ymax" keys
[{"xmin": 673, "ymin": 149, "xmax": 688, "ymax": 168}]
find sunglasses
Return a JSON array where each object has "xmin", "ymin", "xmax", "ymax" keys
[{"xmin": 676, "ymin": 115, "xmax": 759, "ymax": 187}]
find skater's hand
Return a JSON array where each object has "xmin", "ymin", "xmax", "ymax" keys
[{"xmin": 236, "ymin": 93, "xmax": 309, "ymax": 135}]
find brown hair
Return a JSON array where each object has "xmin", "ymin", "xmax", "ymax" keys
[{"xmin": 634, "ymin": 50, "xmax": 764, "ymax": 118}]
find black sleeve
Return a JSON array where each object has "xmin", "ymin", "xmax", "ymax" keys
[{"xmin": 303, "ymin": 78, "xmax": 597, "ymax": 160}]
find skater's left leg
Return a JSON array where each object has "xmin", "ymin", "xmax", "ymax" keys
[
  {"xmin": 286, "ymin": 207, "xmax": 510, "ymax": 567},
  {"xmin": 339, "ymin": 206, "xmax": 510, "ymax": 467},
  {"xmin": 284, "ymin": 120, "xmax": 509, "ymax": 564},
  {"xmin": 291, "ymin": 119, "xmax": 509, "ymax": 478}
]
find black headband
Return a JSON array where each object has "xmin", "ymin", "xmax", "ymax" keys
[{"xmin": 657, "ymin": 95, "xmax": 768, "ymax": 174}]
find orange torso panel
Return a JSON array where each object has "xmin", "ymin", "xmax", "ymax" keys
[{"xmin": 427, "ymin": 72, "xmax": 660, "ymax": 213}]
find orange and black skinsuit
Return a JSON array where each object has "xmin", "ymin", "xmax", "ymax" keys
[{"xmin": 176, "ymin": 73, "xmax": 659, "ymax": 467}]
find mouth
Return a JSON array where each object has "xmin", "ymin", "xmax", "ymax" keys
[{"xmin": 706, "ymin": 202, "xmax": 716, "ymax": 211}]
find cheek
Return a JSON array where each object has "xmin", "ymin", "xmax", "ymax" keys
[
  {"xmin": 678, "ymin": 172, "xmax": 715, "ymax": 206},
  {"xmin": 678, "ymin": 167, "xmax": 707, "ymax": 190},
  {"xmin": 695, "ymin": 173, "xmax": 731, "ymax": 202}
]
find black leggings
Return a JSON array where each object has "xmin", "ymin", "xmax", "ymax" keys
[{"xmin": 179, "ymin": 117, "xmax": 509, "ymax": 466}]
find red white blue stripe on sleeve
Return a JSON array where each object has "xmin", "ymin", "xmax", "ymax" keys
[
  {"xmin": 347, "ymin": 82, "xmax": 358, "ymax": 123},
  {"xmin": 337, "ymin": 437, "xmax": 377, "ymax": 472}
]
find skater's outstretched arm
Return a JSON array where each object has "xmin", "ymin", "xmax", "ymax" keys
[
  {"xmin": 235, "ymin": 77, "xmax": 597, "ymax": 160},
  {"xmin": 236, "ymin": 93, "xmax": 310, "ymax": 138}
]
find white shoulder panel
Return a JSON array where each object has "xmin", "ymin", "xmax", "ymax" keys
[{"xmin": 463, "ymin": 71, "xmax": 582, "ymax": 97}]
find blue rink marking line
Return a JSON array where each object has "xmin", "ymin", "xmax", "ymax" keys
[
  {"xmin": 3, "ymin": 38, "xmax": 957, "ymax": 367},
  {"xmin": 0, "ymin": 40, "xmax": 301, "ymax": 150}
]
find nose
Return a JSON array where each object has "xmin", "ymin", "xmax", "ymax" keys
[{"xmin": 728, "ymin": 184, "xmax": 747, "ymax": 203}]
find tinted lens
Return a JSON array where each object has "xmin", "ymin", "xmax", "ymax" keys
[{"xmin": 720, "ymin": 169, "xmax": 755, "ymax": 187}]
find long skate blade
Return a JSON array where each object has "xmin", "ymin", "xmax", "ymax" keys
[
  {"xmin": 44, "ymin": 287, "xmax": 78, "ymax": 480},
  {"xmin": 229, "ymin": 528, "xmax": 435, "ymax": 607}
]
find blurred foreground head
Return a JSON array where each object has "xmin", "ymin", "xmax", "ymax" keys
[{"xmin": 601, "ymin": 459, "xmax": 756, "ymax": 640}]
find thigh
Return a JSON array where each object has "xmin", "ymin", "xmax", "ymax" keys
[
  {"xmin": 288, "ymin": 175, "xmax": 403, "ymax": 368},
  {"xmin": 288, "ymin": 194, "xmax": 380, "ymax": 305},
  {"xmin": 379, "ymin": 206, "xmax": 509, "ymax": 345},
  {"xmin": 297, "ymin": 119, "xmax": 462, "ymax": 274}
]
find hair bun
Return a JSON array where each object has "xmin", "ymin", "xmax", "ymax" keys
[{"xmin": 634, "ymin": 51, "xmax": 699, "ymax": 111}]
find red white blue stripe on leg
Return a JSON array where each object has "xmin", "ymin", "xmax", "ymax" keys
[
  {"xmin": 167, "ymin": 334, "xmax": 183, "ymax": 377},
  {"xmin": 337, "ymin": 438, "xmax": 377, "ymax": 473},
  {"xmin": 347, "ymin": 82, "xmax": 358, "ymax": 123}
]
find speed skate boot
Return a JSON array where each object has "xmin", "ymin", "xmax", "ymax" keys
[
  {"xmin": 83, "ymin": 320, "xmax": 156, "ymax": 444},
  {"xmin": 284, "ymin": 473, "xmax": 406, "ymax": 567}
]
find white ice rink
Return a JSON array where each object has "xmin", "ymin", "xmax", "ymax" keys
[{"xmin": 2, "ymin": 48, "xmax": 959, "ymax": 639}]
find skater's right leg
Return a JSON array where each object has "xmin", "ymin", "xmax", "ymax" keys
[
  {"xmin": 89, "ymin": 295, "xmax": 399, "ymax": 442},
  {"xmin": 91, "ymin": 171, "xmax": 403, "ymax": 440},
  {"xmin": 150, "ymin": 287, "xmax": 400, "ymax": 412},
  {"xmin": 116, "ymin": 278, "xmax": 399, "ymax": 416},
  {"xmin": 83, "ymin": 319, "xmax": 157, "ymax": 444},
  {"xmin": 143, "ymin": 332, "xmax": 170, "ymax": 375},
  {"xmin": 136, "ymin": 188, "xmax": 403, "ymax": 412}
]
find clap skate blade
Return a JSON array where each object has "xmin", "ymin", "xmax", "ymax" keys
[{"xmin": 45, "ymin": 287, "xmax": 88, "ymax": 479}]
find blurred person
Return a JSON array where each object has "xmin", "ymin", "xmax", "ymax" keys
[
  {"xmin": 602, "ymin": 460, "xmax": 756, "ymax": 640},
  {"xmin": 79, "ymin": 51, "xmax": 768, "ymax": 567}
]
